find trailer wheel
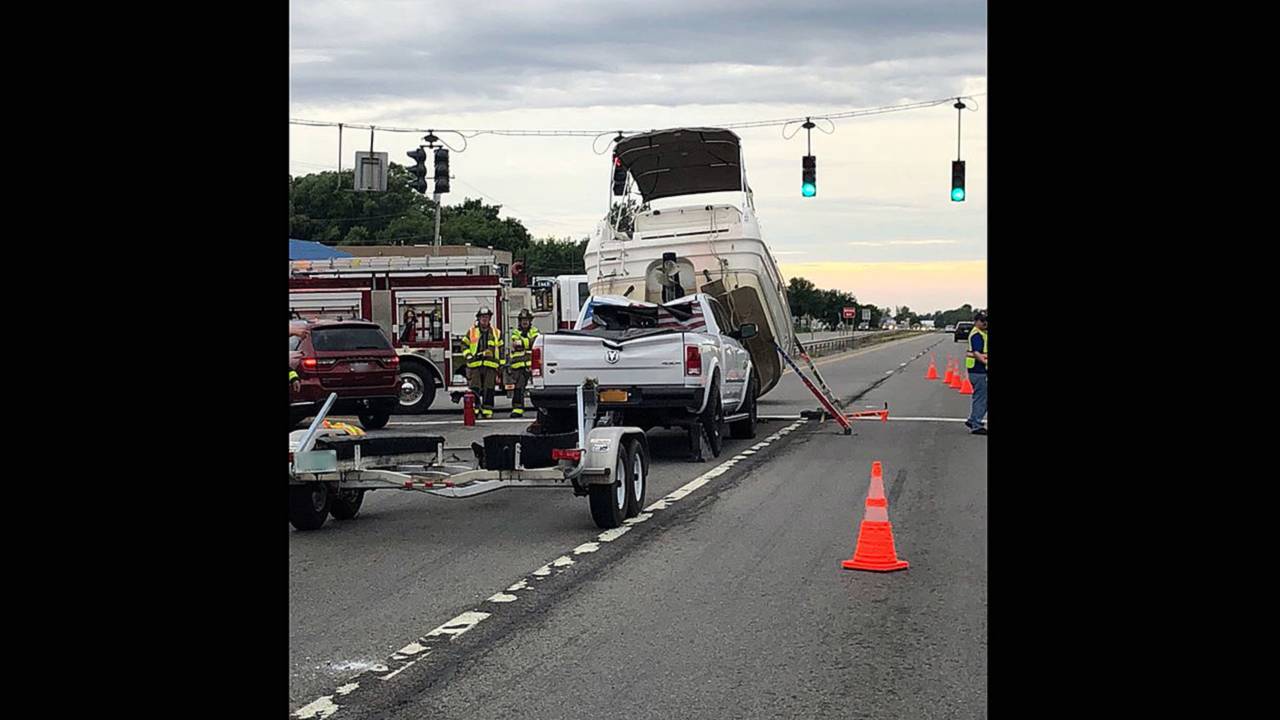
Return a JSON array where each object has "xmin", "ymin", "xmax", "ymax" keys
[
  {"xmin": 729, "ymin": 374, "xmax": 759, "ymax": 439},
  {"xmin": 358, "ymin": 412, "xmax": 390, "ymax": 430},
  {"xmin": 624, "ymin": 438, "xmax": 648, "ymax": 518},
  {"xmin": 589, "ymin": 454, "xmax": 630, "ymax": 529},
  {"xmin": 289, "ymin": 482, "xmax": 330, "ymax": 531},
  {"xmin": 329, "ymin": 489, "xmax": 365, "ymax": 520},
  {"xmin": 700, "ymin": 378, "xmax": 726, "ymax": 458}
]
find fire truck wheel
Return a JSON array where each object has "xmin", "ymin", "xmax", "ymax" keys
[
  {"xmin": 358, "ymin": 412, "xmax": 390, "ymax": 430},
  {"xmin": 289, "ymin": 482, "xmax": 330, "ymax": 531},
  {"xmin": 396, "ymin": 366, "xmax": 436, "ymax": 413},
  {"xmin": 329, "ymin": 489, "xmax": 365, "ymax": 520}
]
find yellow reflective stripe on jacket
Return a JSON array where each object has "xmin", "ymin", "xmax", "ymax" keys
[
  {"xmin": 508, "ymin": 327, "xmax": 539, "ymax": 369},
  {"xmin": 289, "ymin": 369, "xmax": 299, "ymax": 382},
  {"xmin": 464, "ymin": 326, "xmax": 503, "ymax": 368},
  {"xmin": 965, "ymin": 327, "xmax": 987, "ymax": 369}
]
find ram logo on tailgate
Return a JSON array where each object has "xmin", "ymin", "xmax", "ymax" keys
[{"xmin": 605, "ymin": 349, "xmax": 620, "ymax": 364}]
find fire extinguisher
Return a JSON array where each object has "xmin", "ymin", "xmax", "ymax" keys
[{"xmin": 463, "ymin": 391, "xmax": 476, "ymax": 426}]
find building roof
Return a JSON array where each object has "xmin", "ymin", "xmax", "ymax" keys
[{"xmin": 289, "ymin": 239, "xmax": 353, "ymax": 260}]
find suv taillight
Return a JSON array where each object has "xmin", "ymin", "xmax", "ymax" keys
[
  {"xmin": 302, "ymin": 357, "xmax": 317, "ymax": 370},
  {"xmin": 685, "ymin": 345, "xmax": 701, "ymax": 376},
  {"xmin": 531, "ymin": 347, "xmax": 543, "ymax": 377},
  {"xmin": 387, "ymin": 355, "xmax": 400, "ymax": 369}
]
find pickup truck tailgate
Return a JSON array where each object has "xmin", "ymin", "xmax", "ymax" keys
[{"xmin": 541, "ymin": 332, "xmax": 688, "ymax": 388}]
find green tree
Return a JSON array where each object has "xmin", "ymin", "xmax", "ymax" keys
[{"xmin": 288, "ymin": 167, "xmax": 532, "ymax": 251}]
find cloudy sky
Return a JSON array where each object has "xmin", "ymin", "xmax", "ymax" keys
[{"xmin": 290, "ymin": 0, "xmax": 986, "ymax": 313}]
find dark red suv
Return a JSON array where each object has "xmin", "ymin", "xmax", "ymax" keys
[{"xmin": 290, "ymin": 320, "xmax": 400, "ymax": 429}]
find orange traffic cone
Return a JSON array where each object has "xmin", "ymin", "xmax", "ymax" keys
[
  {"xmin": 959, "ymin": 372, "xmax": 974, "ymax": 395},
  {"xmin": 924, "ymin": 359, "xmax": 939, "ymax": 380},
  {"xmin": 942, "ymin": 361, "xmax": 954, "ymax": 384},
  {"xmin": 841, "ymin": 461, "xmax": 909, "ymax": 572},
  {"xmin": 948, "ymin": 363, "xmax": 963, "ymax": 389}
]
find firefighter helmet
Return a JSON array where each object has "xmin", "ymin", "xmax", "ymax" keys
[
  {"xmin": 518, "ymin": 309, "xmax": 534, "ymax": 321},
  {"xmin": 476, "ymin": 307, "xmax": 493, "ymax": 318}
]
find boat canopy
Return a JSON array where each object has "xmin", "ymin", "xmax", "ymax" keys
[{"xmin": 614, "ymin": 128, "xmax": 743, "ymax": 202}]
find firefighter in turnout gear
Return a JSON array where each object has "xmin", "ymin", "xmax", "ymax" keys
[
  {"xmin": 506, "ymin": 308, "xmax": 539, "ymax": 417},
  {"xmin": 463, "ymin": 307, "xmax": 503, "ymax": 419}
]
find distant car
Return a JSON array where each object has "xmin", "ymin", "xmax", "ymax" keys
[
  {"xmin": 945, "ymin": 324, "xmax": 956, "ymax": 332},
  {"xmin": 954, "ymin": 321, "xmax": 975, "ymax": 342},
  {"xmin": 290, "ymin": 319, "xmax": 400, "ymax": 430}
]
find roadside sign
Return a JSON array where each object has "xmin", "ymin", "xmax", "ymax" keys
[
  {"xmin": 861, "ymin": 308, "xmax": 871, "ymax": 321},
  {"xmin": 842, "ymin": 307, "xmax": 856, "ymax": 320},
  {"xmin": 354, "ymin": 151, "xmax": 389, "ymax": 192}
]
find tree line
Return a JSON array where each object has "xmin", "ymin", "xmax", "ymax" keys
[{"xmin": 289, "ymin": 165, "xmax": 586, "ymax": 277}]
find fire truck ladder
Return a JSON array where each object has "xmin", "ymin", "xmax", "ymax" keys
[{"xmin": 774, "ymin": 341, "xmax": 852, "ymax": 435}]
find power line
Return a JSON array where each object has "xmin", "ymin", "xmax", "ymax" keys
[{"xmin": 288, "ymin": 93, "xmax": 985, "ymax": 138}]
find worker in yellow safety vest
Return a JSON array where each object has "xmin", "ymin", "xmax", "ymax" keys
[
  {"xmin": 964, "ymin": 310, "xmax": 988, "ymax": 435},
  {"xmin": 463, "ymin": 307, "xmax": 503, "ymax": 418},
  {"xmin": 290, "ymin": 368, "xmax": 301, "ymax": 394},
  {"xmin": 505, "ymin": 308, "xmax": 540, "ymax": 417}
]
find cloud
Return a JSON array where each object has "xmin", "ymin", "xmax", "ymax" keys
[{"xmin": 290, "ymin": 1, "xmax": 986, "ymax": 110}]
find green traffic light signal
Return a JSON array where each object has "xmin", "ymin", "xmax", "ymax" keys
[
  {"xmin": 802, "ymin": 182, "xmax": 816, "ymax": 197},
  {"xmin": 951, "ymin": 160, "xmax": 965, "ymax": 202},
  {"xmin": 951, "ymin": 187, "xmax": 965, "ymax": 201}
]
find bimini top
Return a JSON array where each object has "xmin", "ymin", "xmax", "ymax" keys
[{"xmin": 614, "ymin": 128, "xmax": 743, "ymax": 202}]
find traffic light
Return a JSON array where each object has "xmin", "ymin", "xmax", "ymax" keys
[
  {"xmin": 433, "ymin": 148, "xmax": 450, "ymax": 194},
  {"xmin": 405, "ymin": 147, "xmax": 428, "ymax": 194},
  {"xmin": 951, "ymin": 160, "xmax": 966, "ymax": 202},
  {"xmin": 612, "ymin": 154, "xmax": 627, "ymax": 196},
  {"xmin": 801, "ymin": 155, "xmax": 816, "ymax": 197}
]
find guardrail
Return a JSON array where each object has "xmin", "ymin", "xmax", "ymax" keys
[{"xmin": 798, "ymin": 329, "xmax": 920, "ymax": 359}]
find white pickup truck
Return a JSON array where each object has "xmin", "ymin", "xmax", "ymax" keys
[{"xmin": 529, "ymin": 293, "xmax": 760, "ymax": 458}]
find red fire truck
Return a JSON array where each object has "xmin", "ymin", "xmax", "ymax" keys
[{"xmin": 289, "ymin": 255, "xmax": 541, "ymax": 413}]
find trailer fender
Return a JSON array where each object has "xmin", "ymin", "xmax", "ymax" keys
[{"xmin": 580, "ymin": 427, "xmax": 648, "ymax": 485}]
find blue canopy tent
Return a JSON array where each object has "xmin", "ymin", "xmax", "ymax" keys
[{"xmin": 289, "ymin": 239, "xmax": 353, "ymax": 260}]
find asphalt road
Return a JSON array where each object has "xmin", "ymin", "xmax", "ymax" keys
[{"xmin": 291, "ymin": 331, "xmax": 985, "ymax": 717}]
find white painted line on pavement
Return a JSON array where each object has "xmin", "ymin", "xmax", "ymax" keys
[
  {"xmin": 294, "ymin": 696, "xmax": 339, "ymax": 719},
  {"xmin": 379, "ymin": 661, "xmax": 417, "ymax": 681},
  {"xmin": 882, "ymin": 416, "xmax": 971, "ymax": 423},
  {"xmin": 292, "ymin": 418, "xmax": 810, "ymax": 718},
  {"xmin": 425, "ymin": 611, "xmax": 491, "ymax": 639}
]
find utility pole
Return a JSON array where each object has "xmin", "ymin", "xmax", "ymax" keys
[{"xmin": 433, "ymin": 192, "xmax": 442, "ymax": 247}]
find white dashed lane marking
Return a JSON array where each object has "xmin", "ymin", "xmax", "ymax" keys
[{"xmin": 292, "ymin": 419, "xmax": 808, "ymax": 718}]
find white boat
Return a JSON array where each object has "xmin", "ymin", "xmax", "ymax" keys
[{"xmin": 583, "ymin": 128, "xmax": 795, "ymax": 395}]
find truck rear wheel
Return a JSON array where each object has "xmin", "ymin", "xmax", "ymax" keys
[
  {"xmin": 358, "ymin": 412, "xmax": 390, "ymax": 430},
  {"xmin": 589, "ymin": 454, "xmax": 630, "ymax": 529},
  {"xmin": 700, "ymin": 378, "xmax": 726, "ymax": 457},
  {"xmin": 289, "ymin": 482, "xmax": 330, "ymax": 531},
  {"xmin": 329, "ymin": 489, "xmax": 365, "ymax": 520},
  {"xmin": 729, "ymin": 374, "xmax": 759, "ymax": 439},
  {"xmin": 624, "ymin": 438, "xmax": 648, "ymax": 518}
]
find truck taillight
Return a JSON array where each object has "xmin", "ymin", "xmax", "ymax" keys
[
  {"xmin": 685, "ymin": 345, "xmax": 701, "ymax": 376},
  {"xmin": 551, "ymin": 448, "xmax": 582, "ymax": 462},
  {"xmin": 387, "ymin": 355, "xmax": 400, "ymax": 368},
  {"xmin": 531, "ymin": 346, "xmax": 543, "ymax": 377},
  {"xmin": 302, "ymin": 358, "xmax": 317, "ymax": 370}
]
